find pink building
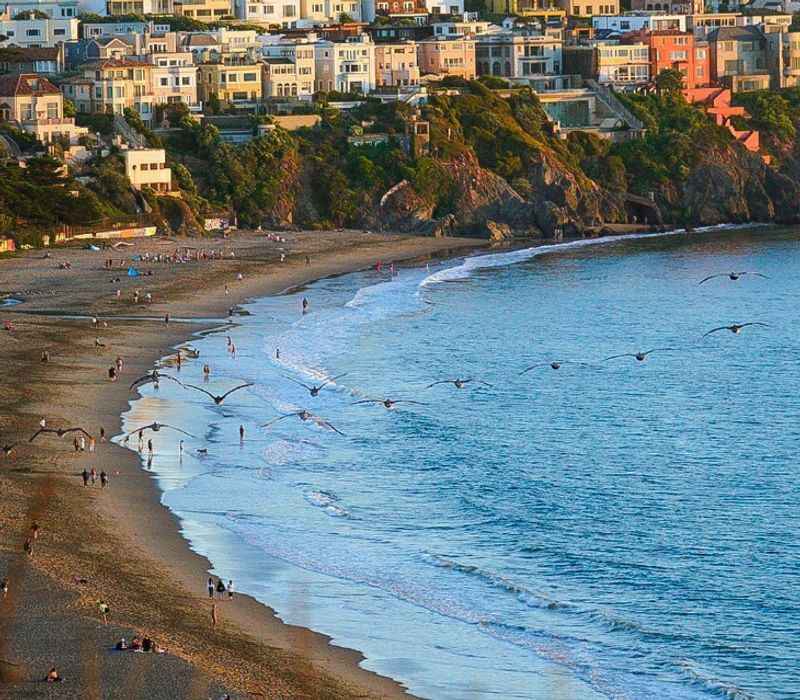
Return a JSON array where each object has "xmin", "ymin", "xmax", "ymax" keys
[
  {"xmin": 684, "ymin": 87, "xmax": 762, "ymax": 156},
  {"xmin": 375, "ymin": 42, "xmax": 420, "ymax": 87},
  {"xmin": 417, "ymin": 37, "xmax": 476, "ymax": 80}
]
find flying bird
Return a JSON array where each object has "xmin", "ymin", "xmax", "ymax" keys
[
  {"xmin": 519, "ymin": 361, "xmax": 588, "ymax": 375},
  {"xmin": 29, "ymin": 427, "xmax": 94, "ymax": 442},
  {"xmin": 1, "ymin": 442, "xmax": 18, "ymax": 458},
  {"xmin": 129, "ymin": 370, "xmax": 183, "ymax": 391},
  {"xmin": 181, "ymin": 382, "xmax": 253, "ymax": 404},
  {"xmin": 261, "ymin": 410, "xmax": 344, "ymax": 435},
  {"xmin": 287, "ymin": 373, "xmax": 347, "ymax": 397},
  {"xmin": 702, "ymin": 322, "xmax": 769, "ymax": 338},
  {"xmin": 603, "ymin": 348, "xmax": 678, "ymax": 363},
  {"xmin": 352, "ymin": 398, "xmax": 426, "ymax": 409},
  {"xmin": 425, "ymin": 378, "xmax": 492, "ymax": 389},
  {"xmin": 179, "ymin": 346, "xmax": 200, "ymax": 358},
  {"xmin": 698, "ymin": 271, "xmax": 768, "ymax": 285},
  {"xmin": 123, "ymin": 422, "xmax": 195, "ymax": 441}
]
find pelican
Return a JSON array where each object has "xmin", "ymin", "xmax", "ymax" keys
[
  {"xmin": 702, "ymin": 322, "xmax": 769, "ymax": 338},
  {"xmin": 29, "ymin": 426, "xmax": 94, "ymax": 442},
  {"xmin": 519, "ymin": 361, "xmax": 588, "ymax": 375},
  {"xmin": 261, "ymin": 410, "xmax": 344, "ymax": 435},
  {"xmin": 181, "ymin": 382, "xmax": 253, "ymax": 405},
  {"xmin": 123, "ymin": 422, "xmax": 195, "ymax": 441},
  {"xmin": 352, "ymin": 398, "xmax": 426, "ymax": 409},
  {"xmin": 698, "ymin": 271, "xmax": 768, "ymax": 285},
  {"xmin": 603, "ymin": 348, "xmax": 678, "ymax": 363},
  {"xmin": 425, "ymin": 378, "xmax": 492, "ymax": 389},
  {"xmin": 179, "ymin": 346, "xmax": 200, "ymax": 359},
  {"xmin": 129, "ymin": 370, "xmax": 183, "ymax": 391},
  {"xmin": 1, "ymin": 443, "xmax": 18, "ymax": 458},
  {"xmin": 287, "ymin": 373, "xmax": 347, "ymax": 397}
]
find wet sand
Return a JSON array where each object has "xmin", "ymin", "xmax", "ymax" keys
[{"xmin": 0, "ymin": 230, "xmax": 488, "ymax": 699}]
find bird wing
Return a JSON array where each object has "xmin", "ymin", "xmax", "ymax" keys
[
  {"xmin": 161, "ymin": 424, "xmax": 196, "ymax": 437},
  {"xmin": 474, "ymin": 380, "xmax": 494, "ymax": 387},
  {"xmin": 698, "ymin": 274, "xmax": 724, "ymax": 285},
  {"xmin": 318, "ymin": 373, "xmax": 347, "ymax": 389},
  {"xmin": 28, "ymin": 428, "xmax": 54, "ymax": 442},
  {"xmin": 286, "ymin": 377, "xmax": 313, "ymax": 392},
  {"xmin": 219, "ymin": 383, "xmax": 253, "ymax": 400},
  {"xmin": 311, "ymin": 415, "xmax": 345, "ymax": 435},
  {"xmin": 181, "ymin": 383, "xmax": 216, "ymax": 400},
  {"xmin": 351, "ymin": 399, "xmax": 380, "ymax": 406},
  {"xmin": 395, "ymin": 400, "xmax": 427, "ymax": 406},
  {"xmin": 739, "ymin": 322, "xmax": 769, "ymax": 329},
  {"xmin": 62, "ymin": 427, "xmax": 95, "ymax": 439},
  {"xmin": 159, "ymin": 375, "xmax": 185, "ymax": 387},
  {"xmin": 261, "ymin": 414, "xmax": 297, "ymax": 428},
  {"xmin": 425, "ymin": 380, "xmax": 452, "ymax": 388},
  {"xmin": 643, "ymin": 347, "xmax": 679, "ymax": 356},
  {"xmin": 702, "ymin": 327, "xmax": 728, "ymax": 338},
  {"xmin": 741, "ymin": 272, "xmax": 768, "ymax": 279},
  {"xmin": 602, "ymin": 353, "xmax": 635, "ymax": 362},
  {"xmin": 129, "ymin": 374, "xmax": 156, "ymax": 390},
  {"xmin": 519, "ymin": 363, "xmax": 547, "ymax": 374}
]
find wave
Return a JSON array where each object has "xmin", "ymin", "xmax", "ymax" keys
[
  {"xmin": 303, "ymin": 489, "xmax": 350, "ymax": 518},
  {"xmin": 419, "ymin": 223, "xmax": 769, "ymax": 289},
  {"xmin": 679, "ymin": 660, "xmax": 756, "ymax": 700}
]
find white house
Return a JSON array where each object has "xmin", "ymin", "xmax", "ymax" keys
[
  {"xmin": 0, "ymin": 10, "xmax": 78, "ymax": 48},
  {"xmin": 592, "ymin": 13, "xmax": 687, "ymax": 34},
  {"xmin": 314, "ymin": 33, "xmax": 375, "ymax": 94},
  {"xmin": 0, "ymin": 0, "xmax": 79, "ymax": 19}
]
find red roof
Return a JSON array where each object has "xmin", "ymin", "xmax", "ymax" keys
[{"xmin": 0, "ymin": 73, "xmax": 61, "ymax": 97}]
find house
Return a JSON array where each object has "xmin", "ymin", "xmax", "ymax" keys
[
  {"xmin": 687, "ymin": 13, "xmax": 739, "ymax": 39},
  {"xmin": 314, "ymin": 34, "xmax": 376, "ymax": 93},
  {"xmin": 106, "ymin": 0, "xmax": 174, "ymax": 15},
  {"xmin": 366, "ymin": 24, "xmax": 432, "ymax": 43},
  {"xmin": 431, "ymin": 18, "xmax": 496, "ymax": 38},
  {"xmin": 475, "ymin": 31, "xmax": 562, "ymax": 80},
  {"xmin": 0, "ymin": 73, "xmax": 88, "ymax": 145},
  {"xmin": 417, "ymin": 36, "xmax": 476, "ymax": 79},
  {"xmin": 707, "ymin": 25, "xmax": 767, "ymax": 88},
  {"xmin": 174, "ymin": 0, "xmax": 233, "ymax": 22},
  {"xmin": 557, "ymin": 0, "xmax": 620, "ymax": 19},
  {"xmin": 630, "ymin": 0, "xmax": 701, "ymax": 12},
  {"xmin": 423, "ymin": 0, "xmax": 464, "ymax": 15},
  {"xmin": 81, "ymin": 20, "xmax": 159, "ymax": 39},
  {"xmin": 374, "ymin": 41, "xmax": 419, "ymax": 86},
  {"xmin": 197, "ymin": 56, "xmax": 263, "ymax": 105},
  {"xmin": 684, "ymin": 86, "xmax": 762, "ymax": 155},
  {"xmin": 596, "ymin": 41, "xmax": 650, "ymax": 87},
  {"xmin": 124, "ymin": 148, "xmax": 172, "ymax": 192},
  {"xmin": 649, "ymin": 30, "xmax": 710, "ymax": 89},
  {"xmin": 0, "ymin": 0, "xmax": 78, "ymax": 20},
  {"xmin": 60, "ymin": 58, "xmax": 156, "ymax": 123},
  {"xmin": 0, "ymin": 45, "xmax": 63, "ymax": 73},
  {"xmin": 146, "ymin": 51, "xmax": 199, "ymax": 107},
  {"xmin": 592, "ymin": 13, "xmax": 686, "ymax": 35},
  {"xmin": 766, "ymin": 29, "xmax": 800, "ymax": 88},
  {"xmin": 0, "ymin": 237, "xmax": 15, "ymax": 253},
  {"xmin": 234, "ymin": 0, "xmax": 301, "ymax": 27},
  {"xmin": 0, "ymin": 9, "xmax": 77, "ymax": 48}
]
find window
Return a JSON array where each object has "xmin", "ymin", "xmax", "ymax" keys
[
  {"xmin": 54, "ymin": 28, "xmax": 65, "ymax": 35},
  {"xmin": 182, "ymin": 76, "xmax": 191, "ymax": 85},
  {"xmin": 669, "ymin": 51, "xmax": 687, "ymax": 60},
  {"xmin": 22, "ymin": 104, "xmax": 33, "ymax": 121},
  {"xmin": 243, "ymin": 72, "xmax": 257, "ymax": 81},
  {"xmin": 160, "ymin": 77, "xmax": 169, "ymax": 86},
  {"xmin": 26, "ymin": 29, "xmax": 41, "ymax": 36},
  {"xmin": 232, "ymin": 91, "xmax": 248, "ymax": 100},
  {"xmin": 283, "ymin": 4, "xmax": 296, "ymax": 15}
]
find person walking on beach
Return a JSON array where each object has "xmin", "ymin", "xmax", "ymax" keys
[
  {"xmin": 216, "ymin": 579, "xmax": 226, "ymax": 599},
  {"xmin": 82, "ymin": 469, "xmax": 89, "ymax": 487},
  {"xmin": 211, "ymin": 602, "xmax": 218, "ymax": 628},
  {"xmin": 90, "ymin": 468, "xmax": 97, "ymax": 485},
  {"xmin": 99, "ymin": 600, "xmax": 110, "ymax": 624},
  {"xmin": 302, "ymin": 297, "xmax": 308, "ymax": 314},
  {"xmin": 31, "ymin": 522, "xmax": 39, "ymax": 541},
  {"xmin": 100, "ymin": 471, "xmax": 108, "ymax": 488},
  {"xmin": 1, "ymin": 577, "xmax": 8, "ymax": 599},
  {"xmin": 100, "ymin": 427, "xmax": 106, "ymax": 442},
  {"xmin": 226, "ymin": 580, "xmax": 234, "ymax": 600},
  {"xmin": 239, "ymin": 425, "xmax": 245, "ymax": 442},
  {"xmin": 203, "ymin": 363, "xmax": 210, "ymax": 378},
  {"xmin": 275, "ymin": 348, "xmax": 280, "ymax": 360},
  {"xmin": 207, "ymin": 577, "xmax": 214, "ymax": 599},
  {"xmin": 147, "ymin": 439, "xmax": 153, "ymax": 455},
  {"xmin": 23, "ymin": 539, "xmax": 32, "ymax": 556},
  {"xmin": 39, "ymin": 417, "xmax": 46, "ymax": 429}
]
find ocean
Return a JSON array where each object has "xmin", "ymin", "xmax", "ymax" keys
[{"xmin": 120, "ymin": 225, "xmax": 800, "ymax": 700}]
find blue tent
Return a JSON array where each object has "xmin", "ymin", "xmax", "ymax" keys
[{"xmin": 127, "ymin": 267, "xmax": 140, "ymax": 277}]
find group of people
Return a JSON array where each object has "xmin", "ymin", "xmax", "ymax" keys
[
  {"xmin": 207, "ymin": 577, "xmax": 234, "ymax": 601},
  {"xmin": 82, "ymin": 468, "xmax": 109, "ymax": 488},
  {"xmin": 114, "ymin": 636, "xmax": 166, "ymax": 654}
]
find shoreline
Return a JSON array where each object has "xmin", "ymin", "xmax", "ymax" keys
[{"xmin": 0, "ymin": 230, "xmax": 488, "ymax": 699}]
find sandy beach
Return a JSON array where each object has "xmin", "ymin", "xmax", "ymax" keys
[{"xmin": 0, "ymin": 230, "xmax": 487, "ymax": 699}]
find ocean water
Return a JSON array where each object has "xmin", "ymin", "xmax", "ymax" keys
[{"xmin": 120, "ymin": 225, "xmax": 800, "ymax": 700}]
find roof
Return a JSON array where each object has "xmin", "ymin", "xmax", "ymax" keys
[
  {"xmin": 263, "ymin": 57, "xmax": 293, "ymax": 64},
  {"xmin": 91, "ymin": 36, "xmax": 133, "ymax": 48},
  {"xmin": 708, "ymin": 25, "xmax": 765, "ymax": 42},
  {"xmin": 0, "ymin": 46, "xmax": 60, "ymax": 62},
  {"xmin": 81, "ymin": 58, "xmax": 150, "ymax": 69},
  {"xmin": 183, "ymin": 34, "xmax": 219, "ymax": 47},
  {"xmin": 0, "ymin": 73, "xmax": 61, "ymax": 96}
]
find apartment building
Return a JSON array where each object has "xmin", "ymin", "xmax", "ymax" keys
[
  {"xmin": 299, "ymin": 0, "xmax": 364, "ymax": 25},
  {"xmin": 476, "ymin": 31, "xmax": 562, "ymax": 79},
  {"xmin": 766, "ymin": 29, "xmax": 800, "ymax": 88},
  {"xmin": 0, "ymin": 73, "xmax": 88, "ymax": 144},
  {"xmin": 707, "ymin": 25, "xmax": 767, "ymax": 84},
  {"xmin": 60, "ymin": 58, "xmax": 156, "ymax": 122},
  {"xmin": 0, "ymin": 46, "xmax": 63, "ymax": 73},
  {"xmin": 81, "ymin": 20, "xmax": 165, "ymax": 39},
  {"xmin": 431, "ymin": 18, "xmax": 495, "ymax": 38},
  {"xmin": 374, "ymin": 41, "xmax": 419, "ymax": 86},
  {"xmin": 261, "ymin": 37, "xmax": 315, "ymax": 95},
  {"xmin": 314, "ymin": 34, "xmax": 376, "ymax": 93},
  {"xmin": 174, "ymin": 0, "xmax": 233, "ymax": 22},
  {"xmin": 234, "ymin": 0, "xmax": 299, "ymax": 26},
  {"xmin": 596, "ymin": 41, "xmax": 650, "ymax": 86},
  {"xmin": 487, "ymin": 0, "xmax": 565, "ymax": 23},
  {"xmin": 649, "ymin": 30, "xmax": 709, "ymax": 88},
  {"xmin": 630, "ymin": 0, "xmax": 702, "ymax": 12},
  {"xmin": 557, "ymin": 0, "xmax": 619, "ymax": 18},
  {"xmin": 124, "ymin": 148, "xmax": 172, "ymax": 192},
  {"xmin": 417, "ymin": 36, "xmax": 476, "ymax": 78},
  {"xmin": 106, "ymin": 0, "xmax": 174, "ymax": 15},
  {"xmin": 197, "ymin": 56, "xmax": 263, "ymax": 104},
  {"xmin": 0, "ymin": 0, "xmax": 78, "ymax": 19},
  {"xmin": 146, "ymin": 51, "xmax": 198, "ymax": 106},
  {"xmin": 592, "ymin": 13, "xmax": 686, "ymax": 34},
  {"xmin": 0, "ymin": 10, "xmax": 78, "ymax": 48},
  {"xmin": 424, "ymin": 0, "xmax": 463, "ymax": 14}
]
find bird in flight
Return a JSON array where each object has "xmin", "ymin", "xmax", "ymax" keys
[
  {"xmin": 129, "ymin": 370, "xmax": 183, "ymax": 391},
  {"xmin": 1, "ymin": 442, "xmax": 18, "ymax": 458},
  {"xmin": 698, "ymin": 271, "xmax": 768, "ymax": 285},
  {"xmin": 519, "ymin": 361, "xmax": 588, "ymax": 375},
  {"xmin": 287, "ymin": 373, "xmax": 347, "ymax": 397},
  {"xmin": 702, "ymin": 322, "xmax": 769, "ymax": 338},
  {"xmin": 603, "ymin": 348, "xmax": 678, "ymax": 363},
  {"xmin": 425, "ymin": 378, "xmax": 492, "ymax": 389},
  {"xmin": 262, "ymin": 410, "xmax": 344, "ymax": 435},
  {"xmin": 29, "ymin": 426, "xmax": 94, "ymax": 442},
  {"xmin": 179, "ymin": 346, "xmax": 200, "ymax": 358},
  {"xmin": 123, "ymin": 422, "xmax": 195, "ymax": 441},
  {"xmin": 352, "ymin": 398, "xmax": 426, "ymax": 409},
  {"xmin": 181, "ymin": 382, "xmax": 253, "ymax": 405}
]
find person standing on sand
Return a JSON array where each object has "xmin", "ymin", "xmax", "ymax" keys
[
  {"xmin": 207, "ymin": 577, "xmax": 214, "ymax": 599},
  {"xmin": 99, "ymin": 600, "xmax": 110, "ymax": 624},
  {"xmin": 1, "ymin": 577, "xmax": 8, "ymax": 599},
  {"xmin": 73, "ymin": 436, "xmax": 80, "ymax": 452},
  {"xmin": 147, "ymin": 439, "xmax": 153, "ymax": 455},
  {"xmin": 227, "ymin": 580, "xmax": 234, "ymax": 600},
  {"xmin": 302, "ymin": 297, "xmax": 308, "ymax": 314},
  {"xmin": 216, "ymin": 579, "xmax": 226, "ymax": 599},
  {"xmin": 100, "ymin": 427, "xmax": 106, "ymax": 442},
  {"xmin": 90, "ymin": 468, "xmax": 97, "ymax": 485},
  {"xmin": 82, "ymin": 469, "xmax": 89, "ymax": 487},
  {"xmin": 31, "ymin": 523, "xmax": 39, "ymax": 541},
  {"xmin": 23, "ymin": 539, "xmax": 32, "ymax": 556},
  {"xmin": 211, "ymin": 602, "xmax": 218, "ymax": 628},
  {"xmin": 100, "ymin": 471, "xmax": 108, "ymax": 488}
]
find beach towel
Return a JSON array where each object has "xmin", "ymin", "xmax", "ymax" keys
[{"xmin": 127, "ymin": 267, "xmax": 140, "ymax": 277}]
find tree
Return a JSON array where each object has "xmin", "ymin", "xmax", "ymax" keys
[
  {"xmin": 654, "ymin": 68, "xmax": 684, "ymax": 96},
  {"xmin": 63, "ymin": 99, "xmax": 76, "ymax": 118}
]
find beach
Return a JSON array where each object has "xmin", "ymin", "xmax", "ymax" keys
[{"xmin": 0, "ymin": 230, "xmax": 487, "ymax": 699}]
